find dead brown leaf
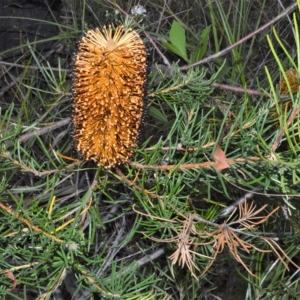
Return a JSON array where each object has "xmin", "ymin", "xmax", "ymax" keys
[
  {"xmin": 2, "ymin": 270, "xmax": 18, "ymax": 290},
  {"xmin": 213, "ymin": 145, "xmax": 230, "ymax": 171}
]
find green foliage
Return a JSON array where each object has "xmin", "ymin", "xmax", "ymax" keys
[
  {"xmin": 162, "ymin": 21, "xmax": 189, "ymax": 62},
  {"xmin": 162, "ymin": 21, "xmax": 211, "ymax": 63},
  {"xmin": 1, "ymin": 0, "xmax": 300, "ymax": 299},
  {"xmin": 190, "ymin": 26, "xmax": 211, "ymax": 63}
]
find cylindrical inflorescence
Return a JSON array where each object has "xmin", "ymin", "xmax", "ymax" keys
[{"xmin": 72, "ymin": 25, "xmax": 147, "ymax": 168}]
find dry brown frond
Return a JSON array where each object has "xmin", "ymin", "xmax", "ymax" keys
[
  {"xmin": 167, "ymin": 215, "xmax": 200, "ymax": 278},
  {"xmin": 197, "ymin": 202, "xmax": 297, "ymax": 278},
  {"xmin": 231, "ymin": 201, "xmax": 278, "ymax": 229},
  {"xmin": 135, "ymin": 200, "xmax": 300, "ymax": 279},
  {"xmin": 139, "ymin": 212, "xmax": 212, "ymax": 278},
  {"xmin": 72, "ymin": 25, "xmax": 147, "ymax": 168}
]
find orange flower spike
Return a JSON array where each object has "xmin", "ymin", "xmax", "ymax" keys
[{"xmin": 72, "ymin": 25, "xmax": 147, "ymax": 168}]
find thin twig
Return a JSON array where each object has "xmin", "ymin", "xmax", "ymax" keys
[
  {"xmin": 16, "ymin": 117, "xmax": 71, "ymax": 145},
  {"xmin": 114, "ymin": 167, "xmax": 164, "ymax": 199},
  {"xmin": 97, "ymin": 215, "xmax": 126, "ymax": 277},
  {"xmin": 211, "ymin": 82, "xmax": 264, "ymax": 96},
  {"xmin": 1, "ymin": 151, "xmax": 81, "ymax": 177},
  {"xmin": 0, "ymin": 61, "xmax": 68, "ymax": 73},
  {"xmin": 129, "ymin": 156, "xmax": 262, "ymax": 171},
  {"xmin": 180, "ymin": 2, "xmax": 298, "ymax": 70},
  {"xmin": 118, "ymin": 247, "xmax": 165, "ymax": 277}
]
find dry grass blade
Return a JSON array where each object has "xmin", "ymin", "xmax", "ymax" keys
[{"xmin": 262, "ymin": 237, "xmax": 300, "ymax": 271}]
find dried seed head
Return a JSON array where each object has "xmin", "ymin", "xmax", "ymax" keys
[
  {"xmin": 279, "ymin": 68, "xmax": 300, "ymax": 95},
  {"xmin": 72, "ymin": 25, "xmax": 147, "ymax": 168}
]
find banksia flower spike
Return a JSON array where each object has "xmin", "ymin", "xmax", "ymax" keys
[{"xmin": 72, "ymin": 25, "xmax": 147, "ymax": 168}]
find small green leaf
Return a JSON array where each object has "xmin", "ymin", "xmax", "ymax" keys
[
  {"xmin": 148, "ymin": 106, "xmax": 168, "ymax": 123},
  {"xmin": 169, "ymin": 20, "xmax": 188, "ymax": 62},
  {"xmin": 190, "ymin": 26, "xmax": 211, "ymax": 63},
  {"xmin": 161, "ymin": 41, "xmax": 187, "ymax": 61}
]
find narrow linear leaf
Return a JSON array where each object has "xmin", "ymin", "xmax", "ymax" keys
[
  {"xmin": 191, "ymin": 26, "xmax": 211, "ymax": 63},
  {"xmin": 148, "ymin": 106, "xmax": 168, "ymax": 123}
]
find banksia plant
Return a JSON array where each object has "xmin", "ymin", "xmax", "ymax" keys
[{"xmin": 72, "ymin": 25, "xmax": 147, "ymax": 168}]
